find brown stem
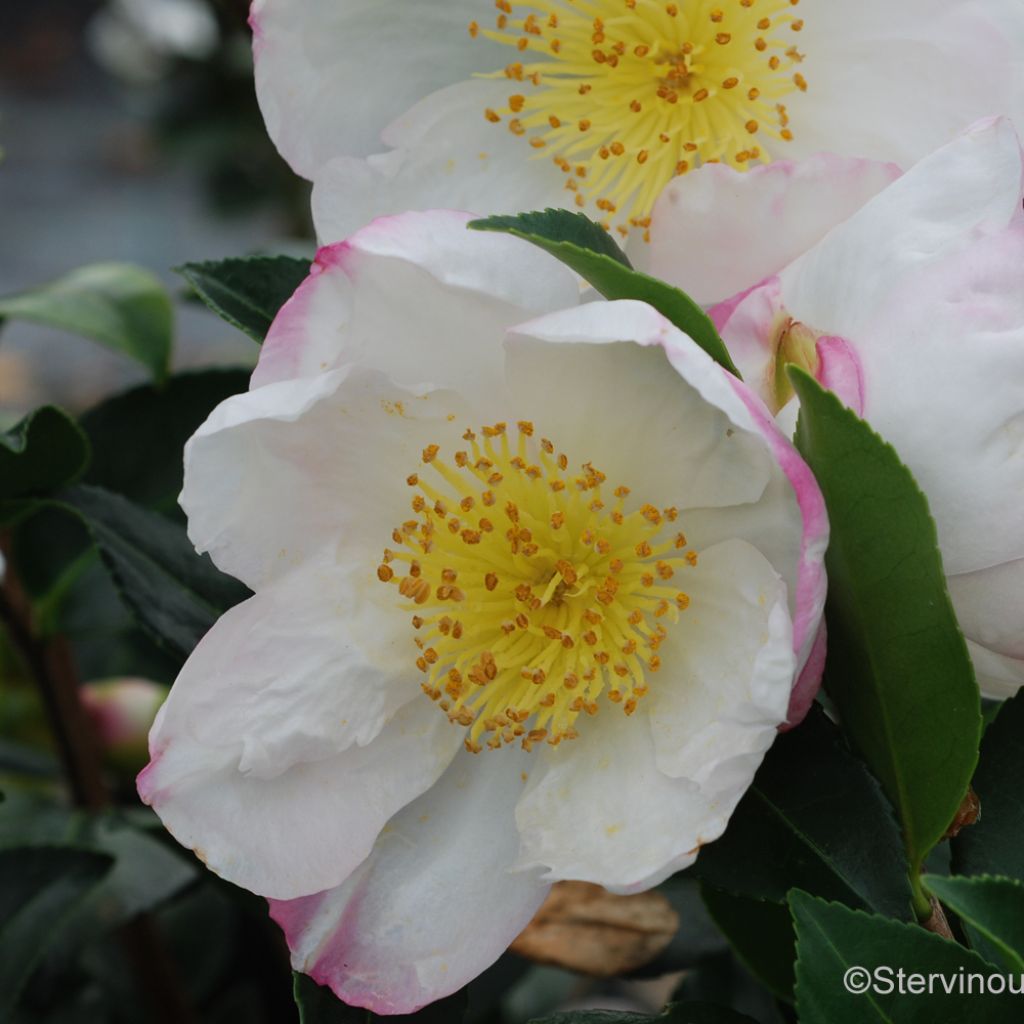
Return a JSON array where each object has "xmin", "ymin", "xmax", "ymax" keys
[
  {"xmin": 0, "ymin": 534, "xmax": 196, "ymax": 1023},
  {"xmin": 0, "ymin": 542, "xmax": 107, "ymax": 809}
]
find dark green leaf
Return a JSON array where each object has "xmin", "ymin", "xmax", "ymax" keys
[
  {"xmin": 81, "ymin": 368, "xmax": 250, "ymax": 514},
  {"xmin": 0, "ymin": 407, "xmax": 90, "ymax": 501},
  {"xmin": 791, "ymin": 890, "xmax": 1019, "ymax": 1024},
  {"xmin": 952, "ymin": 692, "xmax": 1024, "ymax": 880},
  {"xmin": 470, "ymin": 209, "xmax": 633, "ymax": 267},
  {"xmin": 0, "ymin": 263, "xmax": 172, "ymax": 382},
  {"xmin": 790, "ymin": 369, "xmax": 981, "ymax": 906},
  {"xmin": 924, "ymin": 875, "xmax": 1024, "ymax": 973},
  {"xmin": 530, "ymin": 1003, "xmax": 759, "ymax": 1023},
  {"xmin": 694, "ymin": 705, "xmax": 912, "ymax": 918},
  {"xmin": 0, "ymin": 846, "xmax": 114, "ymax": 1018},
  {"xmin": 702, "ymin": 887, "xmax": 795, "ymax": 1002},
  {"xmin": 59, "ymin": 485, "xmax": 250, "ymax": 659},
  {"xmin": 470, "ymin": 210, "xmax": 739, "ymax": 376},
  {"xmin": 294, "ymin": 973, "xmax": 467, "ymax": 1023},
  {"xmin": 177, "ymin": 255, "xmax": 312, "ymax": 343}
]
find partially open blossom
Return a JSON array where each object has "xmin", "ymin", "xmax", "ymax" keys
[
  {"xmin": 648, "ymin": 118, "xmax": 1024, "ymax": 696},
  {"xmin": 250, "ymin": 0, "xmax": 1024, "ymax": 242},
  {"xmin": 82, "ymin": 677, "xmax": 169, "ymax": 774},
  {"xmin": 138, "ymin": 211, "xmax": 826, "ymax": 1012}
]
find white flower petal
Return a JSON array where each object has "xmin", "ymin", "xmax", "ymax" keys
[
  {"xmin": 781, "ymin": 118, "xmax": 1024, "ymax": 339},
  {"xmin": 795, "ymin": 0, "xmax": 1024, "ymax": 166},
  {"xmin": 645, "ymin": 154, "xmax": 900, "ymax": 305},
  {"xmin": 254, "ymin": 209, "xmax": 578, "ymax": 393},
  {"xmin": 251, "ymin": 0, "xmax": 505, "ymax": 176},
  {"xmin": 138, "ymin": 557, "xmax": 463, "ymax": 900},
  {"xmin": 183, "ymin": 366, "xmax": 473, "ymax": 589},
  {"xmin": 311, "ymin": 80, "xmax": 568, "ymax": 245},
  {"xmin": 948, "ymin": 558, "xmax": 1024, "ymax": 663},
  {"xmin": 845, "ymin": 222, "xmax": 1024, "ymax": 575},
  {"xmin": 645, "ymin": 539, "xmax": 794, "ymax": 782},
  {"xmin": 269, "ymin": 746, "xmax": 548, "ymax": 1014},
  {"xmin": 504, "ymin": 300, "xmax": 773, "ymax": 512},
  {"xmin": 965, "ymin": 639, "xmax": 1024, "ymax": 700}
]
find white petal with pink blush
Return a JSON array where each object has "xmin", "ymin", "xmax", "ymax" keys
[
  {"xmin": 252, "ymin": 0, "xmax": 1024, "ymax": 243},
  {"xmin": 141, "ymin": 211, "xmax": 827, "ymax": 1013},
  {"xmin": 659, "ymin": 118, "xmax": 1024, "ymax": 696}
]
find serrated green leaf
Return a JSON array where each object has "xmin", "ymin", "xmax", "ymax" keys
[
  {"xmin": 59, "ymin": 485, "xmax": 250, "ymax": 659},
  {"xmin": 791, "ymin": 890, "xmax": 1019, "ymax": 1024},
  {"xmin": 0, "ymin": 263, "xmax": 172, "ymax": 382},
  {"xmin": 694, "ymin": 705, "xmax": 912, "ymax": 919},
  {"xmin": 924, "ymin": 875, "xmax": 1024, "ymax": 973},
  {"xmin": 470, "ymin": 210, "xmax": 739, "ymax": 376},
  {"xmin": 0, "ymin": 846, "xmax": 114, "ymax": 1017},
  {"xmin": 81, "ymin": 368, "xmax": 250, "ymax": 514},
  {"xmin": 0, "ymin": 406, "xmax": 90, "ymax": 501},
  {"xmin": 952, "ymin": 693, "xmax": 1024, "ymax": 880},
  {"xmin": 177, "ymin": 255, "xmax": 312, "ymax": 343},
  {"xmin": 471, "ymin": 210, "xmax": 634, "ymax": 267},
  {"xmin": 790, "ymin": 369, "xmax": 981, "ymax": 909},
  {"xmin": 701, "ymin": 887, "xmax": 796, "ymax": 1002},
  {"xmin": 293, "ymin": 973, "xmax": 468, "ymax": 1023}
]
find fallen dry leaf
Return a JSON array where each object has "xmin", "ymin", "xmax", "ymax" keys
[{"xmin": 510, "ymin": 881, "xmax": 680, "ymax": 976}]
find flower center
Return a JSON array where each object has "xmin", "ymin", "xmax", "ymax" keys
[
  {"xmin": 470, "ymin": 0, "xmax": 807, "ymax": 235},
  {"xmin": 377, "ymin": 421, "xmax": 697, "ymax": 753}
]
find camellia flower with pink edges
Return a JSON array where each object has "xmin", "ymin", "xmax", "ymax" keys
[
  {"xmin": 646, "ymin": 117, "xmax": 1024, "ymax": 696},
  {"xmin": 249, "ymin": 0, "xmax": 1024, "ymax": 243},
  {"xmin": 138, "ymin": 211, "xmax": 827, "ymax": 1012}
]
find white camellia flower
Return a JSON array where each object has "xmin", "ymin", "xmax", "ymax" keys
[
  {"xmin": 139, "ymin": 211, "xmax": 827, "ymax": 1012},
  {"xmin": 250, "ymin": 0, "xmax": 1024, "ymax": 242},
  {"xmin": 647, "ymin": 117, "xmax": 1024, "ymax": 696}
]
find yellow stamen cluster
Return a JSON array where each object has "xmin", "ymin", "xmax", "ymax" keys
[
  {"xmin": 470, "ymin": 0, "xmax": 807, "ymax": 234},
  {"xmin": 378, "ymin": 421, "xmax": 698, "ymax": 753}
]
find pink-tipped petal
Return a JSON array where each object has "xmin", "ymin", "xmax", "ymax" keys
[{"xmin": 816, "ymin": 336, "xmax": 866, "ymax": 417}]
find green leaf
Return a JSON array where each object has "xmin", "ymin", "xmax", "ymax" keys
[
  {"xmin": 952, "ymin": 692, "xmax": 1024, "ymax": 880},
  {"xmin": 790, "ymin": 369, "xmax": 981, "ymax": 908},
  {"xmin": 530, "ymin": 1003, "xmax": 759, "ymax": 1023},
  {"xmin": 0, "ymin": 406, "xmax": 90, "ymax": 501},
  {"xmin": 0, "ymin": 846, "xmax": 114, "ymax": 1018},
  {"xmin": 471, "ymin": 209, "xmax": 634, "ymax": 267},
  {"xmin": 694, "ymin": 705, "xmax": 912, "ymax": 919},
  {"xmin": 0, "ymin": 263, "xmax": 172, "ymax": 382},
  {"xmin": 60, "ymin": 485, "xmax": 250, "ymax": 659},
  {"xmin": 924, "ymin": 875, "xmax": 1024, "ymax": 973},
  {"xmin": 293, "ymin": 973, "xmax": 468, "ymax": 1023},
  {"xmin": 701, "ymin": 887, "xmax": 796, "ymax": 1002},
  {"xmin": 791, "ymin": 890, "xmax": 1020, "ymax": 1024},
  {"xmin": 177, "ymin": 255, "xmax": 312, "ymax": 343},
  {"xmin": 81, "ymin": 368, "xmax": 250, "ymax": 514},
  {"xmin": 470, "ymin": 210, "xmax": 740, "ymax": 376}
]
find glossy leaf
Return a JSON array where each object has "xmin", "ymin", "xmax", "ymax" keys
[
  {"xmin": 694, "ymin": 705, "xmax": 912, "ymax": 919},
  {"xmin": 0, "ymin": 263, "xmax": 172, "ymax": 382},
  {"xmin": 0, "ymin": 406, "xmax": 90, "ymax": 501},
  {"xmin": 702, "ymin": 886, "xmax": 796, "ymax": 1003},
  {"xmin": 790, "ymin": 369, "xmax": 981, "ymax": 907},
  {"xmin": 470, "ymin": 210, "xmax": 739, "ymax": 376},
  {"xmin": 791, "ymin": 890, "xmax": 1018, "ymax": 1023},
  {"xmin": 952, "ymin": 693, "xmax": 1024, "ymax": 880},
  {"xmin": 0, "ymin": 846, "xmax": 114, "ymax": 1017},
  {"xmin": 177, "ymin": 255, "xmax": 312, "ymax": 343},
  {"xmin": 81, "ymin": 368, "xmax": 250, "ymax": 514},
  {"xmin": 57, "ymin": 485, "xmax": 250, "ymax": 659},
  {"xmin": 924, "ymin": 874, "xmax": 1024, "ymax": 973}
]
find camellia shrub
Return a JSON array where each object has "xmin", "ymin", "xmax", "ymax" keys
[{"xmin": 3, "ymin": 3, "xmax": 1024, "ymax": 1023}]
